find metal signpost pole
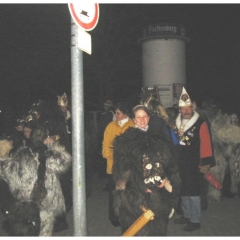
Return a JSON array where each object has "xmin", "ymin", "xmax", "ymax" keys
[
  {"xmin": 69, "ymin": 3, "xmax": 99, "ymax": 236},
  {"xmin": 70, "ymin": 18, "xmax": 87, "ymax": 236}
]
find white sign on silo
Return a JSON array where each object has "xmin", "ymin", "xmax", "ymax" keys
[{"xmin": 138, "ymin": 23, "xmax": 190, "ymax": 108}]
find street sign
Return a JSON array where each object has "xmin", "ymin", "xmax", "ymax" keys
[
  {"xmin": 77, "ymin": 28, "xmax": 92, "ymax": 55},
  {"xmin": 68, "ymin": 3, "xmax": 99, "ymax": 31}
]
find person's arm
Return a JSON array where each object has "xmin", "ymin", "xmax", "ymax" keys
[
  {"xmin": 102, "ymin": 123, "xmax": 115, "ymax": 174},
  {"xmin": 199, "ymin": 121, "xmax": 215, "ymax": 167},
  {"xmin": 102, "ymin": 123, "xmax": 113, "ymax": 160},
  {"xmin": 46, "ymin": 144, "xmax": 72, "ymax": 174}
]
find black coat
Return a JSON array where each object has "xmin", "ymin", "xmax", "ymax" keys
[
  {"xmin": 113, "ymin": 127, "xmax": 181, "ymax": 236},
  {"xmin": 178, "ymin": 117, "xmax": 215, "ymax": 196},
  {"xmin": 148, "ymin": 114, "xmax": 168, "ymax": 135}
]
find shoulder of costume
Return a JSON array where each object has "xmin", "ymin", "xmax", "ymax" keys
[{"xmin": 115, "ymin": 127, "xmax": 143, "ymax": 140}]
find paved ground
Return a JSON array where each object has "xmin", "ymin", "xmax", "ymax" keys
[{"xmin": 0, "ymin": 173, "xmax": 240, "ymax": 236}]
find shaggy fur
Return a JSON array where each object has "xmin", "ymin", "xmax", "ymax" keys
[
  {"xmin": 30, "ymin": 99, "xmax": 73, "ymax": 228},
  {"xmin": 3, "ymin": 201, "xmax": 41, "ymax": 236},
  {"xmin": 0, "ymin": 140, "xmax": 13, "ymax": 158},
  {"xmin": 113, "ymin": 128, "xmax": 181, "ymax": 236},
  {"xmin": 198, "ymin": 102, "xmax": 240, "ymax": 201},
  {"xmin": 0, "ymin": 142, "xmax": 71, "ymax": 236}
]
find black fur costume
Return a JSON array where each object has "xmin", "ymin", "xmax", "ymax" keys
[{"xmin": 113, "ymin": 127, "xmax": 181, "ymax": 236}]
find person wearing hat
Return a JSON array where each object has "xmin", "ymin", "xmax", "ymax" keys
[{"xmin": 173, "ymin": 87, "xmax": 215, "ymax": 231}]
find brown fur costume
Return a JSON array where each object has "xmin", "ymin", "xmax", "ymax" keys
[{"xmin": 113, "ymin": 127, "xmax": 181, "ymax": 236}]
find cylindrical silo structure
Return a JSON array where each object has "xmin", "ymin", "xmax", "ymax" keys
[{"xmin": 138, "ymin": 23, "xmax": 190, "ymax": 108}]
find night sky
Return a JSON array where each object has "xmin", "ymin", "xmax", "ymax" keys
[{"xmin": 1, "ymin": 3, "xmax": 240, "ymax": 124}]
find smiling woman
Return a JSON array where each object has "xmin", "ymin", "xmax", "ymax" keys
[
  {"xmin": 112, "ymin": 104, "xmax": 181, "ymax": 236},
  {"xmin": 132, "ymin": 105, "xmax": 150, "ymax": 130}
]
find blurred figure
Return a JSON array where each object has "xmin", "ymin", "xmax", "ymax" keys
[
  {"xmin": 8, "ymin": 117, "xmax": 25, "ymax": 154},
  {"xmin": 173, "ymin": 87, "xmax": 215, "ymax": 232},
  {"xmin": 230, "ymin": 113, "xmax": 239, "ymax": 126},
  {"xmin": 28, "ymin": 99, "xmax": 72, "ymax": 231},
  {"xmin": 97, "ymin": 100, "xmax": 115, "ymax": 179},
  {"xmin": 113, "ymin": 105, "xmax": 181, "ymax": 235},
  {"xmin": 57, "ymin": 93, "xmax": 72, "ymax": 147},
  {"xmin": 140, "ymin": 87, "xmax": 169, "ymax": 135},
  {"xmin": 102, "ymin": 101, "xmax": 134, "ymax": 227},
  {"xmin": 23, "ymin": 119, "xmax": 37, "ymax": 147},
  {"xmin": 0, "ymin": 125, "xmax": 72, "ymax": 236}
]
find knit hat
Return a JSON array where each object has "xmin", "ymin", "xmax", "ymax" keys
[{"xmin": 179, "ymin": 87, "xmax": 192, "ymax": 107}]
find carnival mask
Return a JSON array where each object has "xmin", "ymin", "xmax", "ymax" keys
[{"xmin": 142, "ymin": 153, "xmax": 164, "ymax": 188}]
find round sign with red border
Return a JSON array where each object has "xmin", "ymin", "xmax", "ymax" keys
[{"xmin": 68, "ymin": 3, "xmax": 99, "ymax": 31}]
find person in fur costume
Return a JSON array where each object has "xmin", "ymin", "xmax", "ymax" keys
[
  {"xmin": 0, "ymin": 125, "xmax": 72, "ymax": 236},
  {"xmin": 198, "ymin": 99, "xmax": 240, "ymax": 201},
  {"xmin": 29, "ymin": 99, "xmax": 72, "ymax": 231},
  {"xmin": 0, "ymin": 139, "xmax": 16, "ymax": 226},
  {"xmin": 113, "ymin": 105, "xmax": 181, "ymax": 236}
]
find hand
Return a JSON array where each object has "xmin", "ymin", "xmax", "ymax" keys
[
  {"xmin": 43, "ymin": 136, "xmax": 53, "ymax": 145},
  {"xmin": 199, "ymin": 164, "xmax": 210, "ymax": 174},
  {"xmin": 145, "ymin": 188, "xmax": 152, "ymax": 193},
  {"xmin": 158, "ymin": 178, "xmax": 173, "ymax": 193}
]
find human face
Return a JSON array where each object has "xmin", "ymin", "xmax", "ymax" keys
[
  {"xmin": 60, "ymin": 106, "xmax": 67, "ymax": 113},
  {"xmin": 115, "ymin": 109, "xmax": 128, "ymax": 121},
  {"xmin": 16, "ymin": 124, "xmax": 24, "ymax": 131},
  {"xmin": 180, "ymin": 106, "xmax": 193, "ymax": 119},
  {"xmin": 33, "ymin": 112, "xmax": 40, "ymax": 120},
  {"xmin": 23, "ymin": 127, "xmax": 32, "ymax": 138},
  {"xmin": 133, "ymin": 109, "xmax": 150, "ymax": 128}
]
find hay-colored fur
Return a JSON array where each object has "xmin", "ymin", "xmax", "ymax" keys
[
  {"xmin": 0, "ymin": 140, "xmax": 13, "ymax": 158},
  {"xmin": 199, "ymin": 105, "xmax": 240, "ymax": 201}
]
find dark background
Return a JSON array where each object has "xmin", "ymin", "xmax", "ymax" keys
[{"xmin": 0, "ymin": 3, "xmax": 240, "ymax": 131}]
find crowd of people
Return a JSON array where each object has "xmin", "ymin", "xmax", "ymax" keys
[
  {"xmin": 0, "ymin": 86, "xmax": 239, "ymax": 236},
  {"xmin": 98, "ymin": 86, "xmax": 240, "ymax": 236},
  {"xmin": 0, "ymin": 93, "xmax": 73, "ymax": 236}
]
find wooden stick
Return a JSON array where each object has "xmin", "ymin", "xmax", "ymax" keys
[{"xmin": 122, "ymin": 206, "xmax": 155, "ymax": 236}]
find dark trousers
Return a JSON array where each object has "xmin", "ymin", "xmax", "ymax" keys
[
  {"xmin": 200, "ymin": 174, "xmax": 209, "ymax": 210},
  {"xmin": 107, "ymin": 174, "xmax": 120, "ymax": 226}
]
